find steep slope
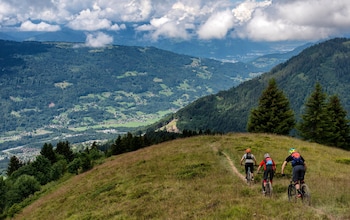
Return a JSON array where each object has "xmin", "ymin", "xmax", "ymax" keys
[
  {"xmin": 13, "ymin": 134, "xmax": 350, "ymax": 219},
  {"xmin": 171, "ymin": 38, "xmax": 350, "ymax": 133}
]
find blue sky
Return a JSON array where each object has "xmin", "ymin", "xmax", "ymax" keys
[{"xmin": 1, "ymin": 0, "xmax": 350, "ymax": 47}]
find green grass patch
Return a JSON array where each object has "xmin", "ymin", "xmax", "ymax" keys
[{"xmin": 335, "ymin": 158, "xmax": 350, "ymax": 165}]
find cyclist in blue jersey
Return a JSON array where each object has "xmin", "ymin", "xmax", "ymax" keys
[{"xmin": 257, "ymin": 153, "xmax": 276, "ymax": 194}]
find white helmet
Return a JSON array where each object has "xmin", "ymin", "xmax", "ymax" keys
[{"xmin": 264, "ymin": 153, "xmax": 270, "ymax": 158}]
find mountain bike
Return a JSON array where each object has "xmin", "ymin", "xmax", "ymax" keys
[
  {"xmin": 246, "ymin": 166, "xmax": 253, "ymax": 185},
  {"xmin": 287, "ymin": 180, "xmax": 311, "ymax": 205},
  {"xmin": 245, "ymin": 165, "xmax": 259, "ymax": 186},
  {"xmin": 264, "ymin": 179, "xmax": 273, "ymax": 197},
  {"xmin": 258, "ymin": 171, "xmax": 273, "ymax": 197}
]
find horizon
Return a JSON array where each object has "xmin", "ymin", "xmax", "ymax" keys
[{"xmin": 1, "ymin": 0, "xmax": 349, "ymax": 49}]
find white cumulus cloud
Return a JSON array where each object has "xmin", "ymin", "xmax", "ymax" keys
[
  {"xmin": 19, "ymin": 20, "xmax": 61, "ymax": 32},
  {"xmin": 85, "ymin": 32, "xmax": 113, "ymax": 47},
  {"xmin": 234, "ymin": 0, "xmax": 350, "ymax": 41},
  {"xmin": 197, "ymin": 10, "xmax": 235, "ymax": 40},
  {"xmin": 0, "ymin": 0, "xmax": 349, "ymax": 42}
]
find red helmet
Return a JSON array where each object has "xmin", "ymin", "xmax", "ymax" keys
[{"xmin": 245, "ymin": 148, "xmax": 251, "ymax": 153}]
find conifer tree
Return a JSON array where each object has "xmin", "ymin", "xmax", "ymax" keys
[
  {"xmin": 297, "ymin": 83, "xmax": 333, "ymax": 144},
  {"xmin": 55, "ymin": 141, "xmax": 74, "ymax": 162},
  {"xmin": 247, "ymin": 78, "xmax": 295, "ymax": 135},
  {"xmin": 7, "ymin": 156, "xmax": 23, "ymax": 176},
  {"xmin": 325, "ymin": 95, "xmax": 350, "ymax": 149},
  {"xmin": 40, "ymin": 143, "xmax": 57, "ymax": 164}
]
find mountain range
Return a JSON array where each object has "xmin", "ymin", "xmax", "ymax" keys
[
  {"xmin": 0, "ymin": 39, "xmax": 270, "ymax": 152},
  {"xmin": 0, "ymin": 36, "xmax": 314, "ymax": 152},
  {"xmin": 163, "ymin": 38, "xmax": 350, "ymax": 133},
  {"xmin": 0, "ymin": 28, "xmax": 310, "ymax": 62},
  {"xmin": 2, "ymin": 37, "xmax": 349, "ymax": 164}
]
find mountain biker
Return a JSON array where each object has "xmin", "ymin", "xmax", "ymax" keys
[
  {"xmin": 257, "ymin": 153, "xmax": 276, "ymax": 194},
  {"xmin": 240, "ymin": 148, "xmax": 257, "ymax": 181},
  {"xmin": 281, "ymin": 148, "xmax": 307, "ymax": 198}
]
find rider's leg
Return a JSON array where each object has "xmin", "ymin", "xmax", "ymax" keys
[
  {"xmin": 270, "ymin": 168, "xmax": 274, "ymax": 185},
  {"xmin": 262, "ymin": 179, "xmax": 266, "ymax": 193},
  {"xmin": 263, "ymin": 170, "xmax": 269, "ymax": 187},
  {"xmin": 292, "ymin": 166, "xmax": 301, "ymax": 196},
  {"xmin": 250, "ymin": 164, "xmax": 254, "ymax": 179},
  {"xmin": 294, "ymin": 165, "xmax": 304, "ymax": 196}
]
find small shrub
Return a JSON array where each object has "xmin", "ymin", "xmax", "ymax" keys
[{"xmin": 335, "ymin": 158, "xmax": 350, "ymax": 165}]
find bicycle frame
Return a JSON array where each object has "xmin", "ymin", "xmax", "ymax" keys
[
  {"xmin": 264, "ymin": 180, "xmax": 273, "ymax": 197},
  {"xmin": 287, "ymin": 180, "xmax": 311, "ymax": 205},
  {"xmin": 246, "ymin": 166, "xmax": 252, "ymax": 185}
]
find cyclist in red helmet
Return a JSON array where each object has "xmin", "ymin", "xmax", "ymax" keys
[{"xmin": 240, "ymin": 148, "xmax": 257, "ymax": 180}]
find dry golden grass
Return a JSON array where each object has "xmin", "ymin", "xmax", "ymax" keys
[{"xmin": 11, "ymin": 133, "xmax": 350, "ymax": 220}]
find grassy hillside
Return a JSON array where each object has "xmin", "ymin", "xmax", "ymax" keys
[{"xmin": 12, "ymin": 134, "xmax": 350, "ymax": 219}]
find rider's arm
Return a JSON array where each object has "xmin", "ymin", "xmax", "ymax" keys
[
  {"xmin": 304, "ymin": 161, "xmax": 307, "ymax": 171},
  {"xmin": 256, "ymin": 165, "xmax": 261, "ymax": 173},
  {"xmin": 256, "ymin": 160, "xmax": 263, "ymax": 173},
  {"xmin": 240, "ymin": 156, "xmax": 245, "ymax": 165},
  {"xmin": 281, "ymin": 161, "xmax": 288, "ymax": 174}
]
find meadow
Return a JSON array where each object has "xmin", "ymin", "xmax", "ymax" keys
[{"xmin": 12, "ymin": 133, "xmax": 350, "ymax": 220}]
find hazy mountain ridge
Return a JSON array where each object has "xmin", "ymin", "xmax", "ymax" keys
[
  {"xmin": 0, "ymin": 28, "xmax": 309, "ymax": 63},
  {"xmin": 162, "ymin": 38, "xmax": 350, "ymax": 133}
]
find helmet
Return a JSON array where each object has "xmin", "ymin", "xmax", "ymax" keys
[
  {"xmin": 289, "ymin": 148, "xmax": 296, "ymax": 154},
  {"xmin": 264, "ymin": 153, "xmax": 270, "ymax": 158},
  {"xmin": 245, "ymin": 148, "xmax": 251, "ymax": 153}
]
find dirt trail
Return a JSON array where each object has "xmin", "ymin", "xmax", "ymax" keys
[
  {"xmin": 211, "ymin": 145, "xmax": 247, "ymax": 183},
  {"xmin": 222, "ymin": 151, "xmax": 247, "ymax": 183},
  {"xmin": 214, "ymin": 147, "xmax": 336, "ymax": 220}
]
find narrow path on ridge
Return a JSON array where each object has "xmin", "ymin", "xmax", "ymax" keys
[
  {"xmin": 211, "ymin": 144, "xmax": 336, "ymax": 220},
  {"xmin": 222, "ymin": 151, "xmax": 247, "ymax": 183},
  {"xmin": 211, "ymin": 145, "xmax": 246, "ymax": 183}
]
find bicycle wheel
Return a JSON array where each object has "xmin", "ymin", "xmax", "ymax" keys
[
  {"xmin": 265, "ymin": 182, "xmax": 272, "ymax": 197},
  {"xmin": 288, "ymin": 184, "xmax": 297, "ymax": 202},
  {"xmin": 246, "ymin": 168, "xmax": 252, "ymax": 185},
  {"xmin": 301, "ymin": 184, "xmax": 311, "ymax": 205}
]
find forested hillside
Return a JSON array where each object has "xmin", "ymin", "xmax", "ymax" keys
[
  {"xmin": 0, "ymin": 40, "xmax": 261, "ymax": 150},
  {"xmin": 163, "ymin": 38, "xmax": 350, "ymax": 133}
]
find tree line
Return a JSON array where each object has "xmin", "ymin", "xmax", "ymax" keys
[{"xmin": 247, "ymin": 78, "xmax": 350, "ymax": 150}]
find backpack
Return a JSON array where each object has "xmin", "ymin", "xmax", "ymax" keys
[
  {"xmin": 291, "ymin": 152, "xmax": 304, "ymax": 166},
  {"xmin": 246, "ymin": 153, "xmax": 252, "ymax": 159},
  {"xmin": 265, "ymin": 157, "xmax": 273, "ymax": 165}
]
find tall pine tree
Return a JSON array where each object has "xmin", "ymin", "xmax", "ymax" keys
[
  {"xmin": 247, "ymin": 78, "xmax": 295, "ymax": 135},
  {"xmin": 297, "ymin": 83, "xmax": 333, "ymax": 144},
  {"xmin": 6, "ymin": 156, "xmax": 23, "ymax": 176},
  {"xmin": 40, "ymin": 143, "xmax": 57, "ymax": 164},
  {"xmin": 325, "ymin": 95, "xmax": 350, "ymax": 149}
]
